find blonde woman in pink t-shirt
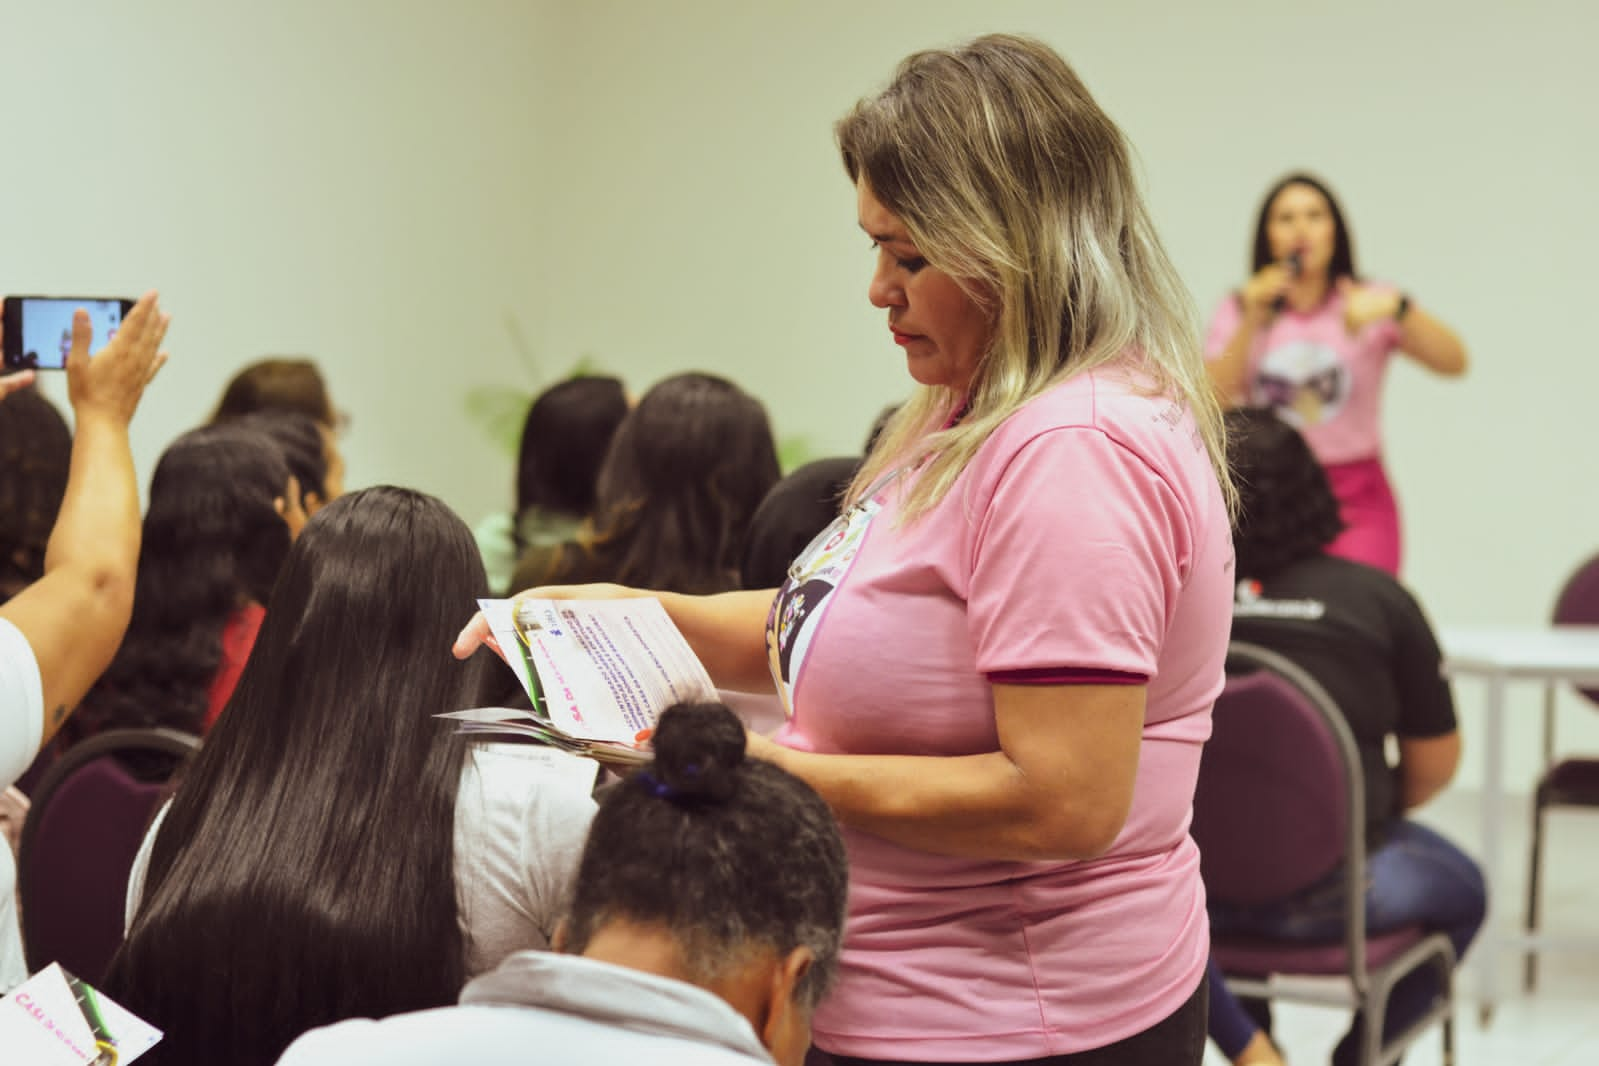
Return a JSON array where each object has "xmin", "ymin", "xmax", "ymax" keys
[
  {"xmin": 461, "ymin": 34, "xmax": 1238, "ymax": 1066},
  {"xmin": 1204, "ymin": 173, "xmax": 1468, "ymax": 576}
]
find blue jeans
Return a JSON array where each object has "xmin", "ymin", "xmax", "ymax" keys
[{"xmin": 1207, "ymin": 820, "xmax": 1486, "ymax": 1065}]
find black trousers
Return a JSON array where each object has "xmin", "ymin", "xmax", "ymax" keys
[{"xmin": 813, "ymin": 972, "xmax": 1208, "ymax": 1066}]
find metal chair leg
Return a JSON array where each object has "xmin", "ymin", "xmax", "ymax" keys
[
  {"xmin": 1363, "ymin": 977, "xmax": 1389, "ymax": 1066},
  {"xmin": 1524, "ymin": 786, "xmax": 1547, "ymax": 993}
]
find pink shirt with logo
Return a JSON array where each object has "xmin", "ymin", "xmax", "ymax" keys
[
  {"xmin": 771, "ymin": 366, "xmax": 1233, "ymax": 1060},
  {"xmin": 1204, "ymin": 287, "xmax": 1403, "ymax": 466}
]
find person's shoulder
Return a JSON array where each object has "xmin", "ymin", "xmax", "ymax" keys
[
  {"xmin": 1280, "ymin": 555, "xmax": 1426, "ymax": 615},
  {"xmin": 999, "ymin": 366, "xmax": 1211, "ymax": 470},
  {"xmin": 0, "ymin": 615, "xmax": 43, "ymax": 784},
  {"xmin": 473, "ymin": 511, "xmax": 514, "ymax": 542},
  {"xmin": 1276, "ymin": 553, "xmax": 1387, "ymax": 587},
  {"xmin": 277, "ymin": 1002, "xmax": 687, "ymax": 1066},
  {"xmin": 276, "ymin": 1009, "xmax": 477, "ymax": 1066},
  {"xmin": 1313, "ymin": 554, "xmax": 1412, "ymax": 597},
  {"xmin": 991, "ymin": 364, "xmax": 1138, "ymax": 438},
  {"xmin": 463, "ymin": 742, "xmax": 600, "ymax": 810},
  {"xmin": 1207, "ymin": 290, "xmax": 1243, "ymax": 321}
]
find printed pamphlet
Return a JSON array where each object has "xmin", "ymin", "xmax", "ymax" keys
[
  {"xmin": 0, "ymin": 962, "xmax": 162, "ymax": 1064},
  {"xmin": 440, "ymin": 597, "xmax": 717, "ymax": 764}
]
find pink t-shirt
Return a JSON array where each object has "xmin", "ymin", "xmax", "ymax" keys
[
  {"xmin": 772, "ymin": 367, "xmax": 1233, "ymax": 1059},
  {"xmin": 1204, "ymin": 287, "xmax": 1403, "ymax": 466}
]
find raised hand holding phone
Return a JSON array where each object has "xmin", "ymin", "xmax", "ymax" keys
[
  {"xmin": 2, "ymin": 295, "xmax": 134, "ymax": 372},
  {"xmin": 66, "ymin": 290, "xmax": 169, "ymax": 428}
]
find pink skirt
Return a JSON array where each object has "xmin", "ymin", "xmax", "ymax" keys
[{"xmin": 1324, "ymin": 456, "xmax": 1401, "ymax": 576}]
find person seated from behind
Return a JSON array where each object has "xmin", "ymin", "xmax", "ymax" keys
[
  {"xmin": 65, "ymin": 421, "xmax": 296, "ymax": 739},
  {"xmin": 108, "ymin": 487, "xmax": 598, "ymax": 1066},
  {"xmin": 1205, "ymin": 407, "xmax": 1485, "ymax": 1066},
  {"xmin": 0, "ymin": 387, "xmax": 77, "ymax": 795},
  {"xmin": 211, "ymin": 356, "xmax": 347, "ymax": 507},
  {"xmin": 277, "ymin": 701, "xmax": 847, "ymax": 1066},
  {"xmin": 0, "ymin": 387, "xmax": 72, "ymax": 605},
  {"xmin": 210, "ymin": 355, "xmax": 343, "ymax": 431},
  {"xmin": 510, "ymin": 373, "xmax": 780, "ymax": 596},
  {"xmin": 475, "ymin": 375, "xmax": 629, "ymax": 594},
  {"xmin": 232, "ymin": 410, "xmax": 342, "ymax": 536},
  {"xmin": 0, "ymin": 292, "xmax": 170, "ymax": 991},
  {"xmin": 739, "ymin": 457, "xmax": 863, "ymax": 593}
]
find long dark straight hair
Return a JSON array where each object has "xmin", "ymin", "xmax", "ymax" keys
[
  {"xmin": 514, "ymin": 375, "xmax": 629, "ymax": 550},
  {"xmin": 103, "ymin": 487, "xmax": 500, "ymax": 1066},
  {"xmin": 69, "ymin": 423, "xmax": 291, "ymax": 740},
  {"xmin": 1250, "ymin": 171, "xmax": 1359, "ymax": 282},
  {"xmin": 548, "ymin": 373, "xmax": 780, "ymax": 595}
]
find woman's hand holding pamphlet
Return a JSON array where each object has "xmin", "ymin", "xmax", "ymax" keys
[{"xmin": 440, "ymin": 597, "xmax": 718, "ymax": 765}]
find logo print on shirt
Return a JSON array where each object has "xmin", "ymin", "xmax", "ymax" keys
[
  {"xmin": 1233, "ymin": 578, "xmax": 1327, "ymax": 620},
  {"xmin": 1253, "ymin": 341, "xmax": 1349, "ymax": 428},
  {"xmin": 765, "ymin": 489, "xmax": 886, "ymax": 719}
]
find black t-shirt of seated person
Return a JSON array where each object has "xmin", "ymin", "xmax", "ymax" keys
[{"xmin": 1230, "ymin": 553, "xmax": 1457, "ymax": 848}]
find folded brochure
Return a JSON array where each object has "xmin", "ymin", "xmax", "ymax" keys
[
  {"xmin": 0, "ymin": 962, "xmax": 162, "ymax": 1064},
  {"xmin": 440, "ymin": 597, "xmax": 718, "ymax": 764}
]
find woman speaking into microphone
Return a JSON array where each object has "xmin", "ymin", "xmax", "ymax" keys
[{"xmin": 1204, "ymin": 173, "xmax": 1467, "ymax": 576}]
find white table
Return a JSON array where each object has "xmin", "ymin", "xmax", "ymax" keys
[{"xmin": 1438, "ymin": 624, "xmax": 1599, "ymax": 1022}]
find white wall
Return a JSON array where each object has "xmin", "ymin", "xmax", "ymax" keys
[
  {"xmin": 6, "ymin": 2, "xmax": 1593, "ymax": 790},
  {"xmin": 0, "ymin": 0, "xmax": 552, "ymax": 525},
  {"xmin": 528, "ymin": 0, "xmax": 1599, "ymax": 790}
]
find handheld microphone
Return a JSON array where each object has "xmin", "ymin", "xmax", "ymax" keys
[{"xmin": 1270, "ymin": 250, "xmax": 1304, "ymax": 314}]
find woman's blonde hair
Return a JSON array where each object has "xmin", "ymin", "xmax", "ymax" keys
[{"xmin": 838, "ymin": 34, "xmax": 1234, "ymax": 520}]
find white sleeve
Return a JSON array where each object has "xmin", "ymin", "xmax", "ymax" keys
[
  {"xmin": 124, "ymin": 802, "xmax": 170, "ymax": 931},
  {"xmin": 521, "ymin": 757, "xmax": 599, "ymax": 943},
  {"xmin": 456, "ymin": 745, "xmax": 597, "ymax": 975},
  {"xmin": 0, "ymin": 618, "xmax": 44, "ymax": 789}
]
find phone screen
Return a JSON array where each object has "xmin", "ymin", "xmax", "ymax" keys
[{"xmin": 11, "ymin": 298, "xmax": 126, "ymax": 370}]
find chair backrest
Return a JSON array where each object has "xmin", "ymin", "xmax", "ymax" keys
[
  {"xmin": 17, "ymin": 727, "xmax": 200, "ymax": 983},
  {"xmin": 1554, "ymin": 552, "xmax": 1599, "ymax": 707},
  {"xmin": 1192, "ymin": 642, "xmax": 1366, "ymax": 911}
]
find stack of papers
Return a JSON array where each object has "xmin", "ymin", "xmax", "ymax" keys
[{"xmin": 442, "ymin": 597, "xmax": 718, "ymax": 765}]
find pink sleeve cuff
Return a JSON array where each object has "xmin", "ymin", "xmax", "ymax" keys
[{"xmin": 987, "ymin": 666, "xmax": 1149, "ymax": 686}]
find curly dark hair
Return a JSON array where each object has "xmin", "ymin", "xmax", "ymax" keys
[
  {"xmin": 1227, "ymin": 407, "xmax": 1345, "ymax": 578},
  {"xmin": 522, "ymin": 373, "xmax": 780, "ymax": 595},
  {"xmin": 563, "ymin": 702, "xmax": 847, "ymax": 1011},
  {"xmin": 0, "ymin": 387, "xmax": 71, "ymax": 603},
  {"xmin": 68, "ymin": 423, "xmax": 292, "ymax": 741}
]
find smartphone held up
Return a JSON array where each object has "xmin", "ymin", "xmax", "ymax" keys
[{"xmin": 2, "ymin": 295, "xmax": 135, "ymax": 371}]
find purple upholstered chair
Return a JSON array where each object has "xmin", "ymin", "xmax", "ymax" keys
[
  {"xmin": 1193, "ymin": 642, "xmax": 1456, "ymax": 1066},
  {"xmin": 1525, "ymin": 552, "xmax": 1599, "ymax": 990},
  {"xmin": 17, "ymin": 727, "xmax": 199, "ymax": 984}
]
